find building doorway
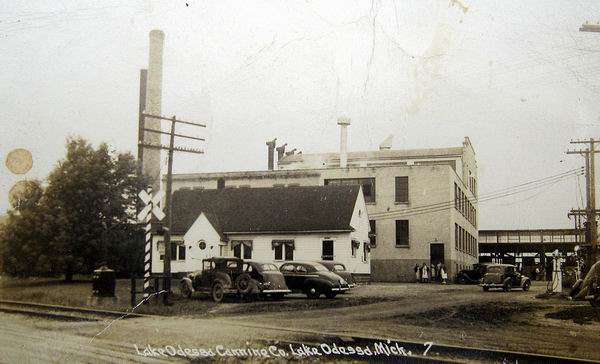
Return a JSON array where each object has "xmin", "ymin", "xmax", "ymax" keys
[
  {"xmin": 322, "ymin": 240, "xmax": 334, "ymax": 260},
  {"xmin": 430, "ymin": 243, "xmax": 445, "ymax": 266}
]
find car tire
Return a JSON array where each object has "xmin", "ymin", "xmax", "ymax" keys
[
  {"xmin": 235, "ymin": 273, "xmax": 253, "ymax": 294},
  {"xmin": 483, "ymin": 287, "xmax": 489, "ymax": 292},
  {"xmin": 325, "ymin": 292, "xmax": 337, "ymax": 299},
  {"xmin": 522, "ymin": 280, "xmax": 531, "ymax": 291},
  {"xmin": 458, "ymin": 275, "xmax": 467, "ymax": 284},
  {"xmin": 590, "ymin": 298, "xmax": 600, "ymax": 308},
  {"xmin": 211, "ymin": 281, "xmax": 225, "ymax": 303},
  {"xmin": 306, "ymin": 286, "xmax": 320, "ymax": 299},
  {"xmin": 272, "ymin": 293, "xmax": 285, "ymax": 301},
  {"xmin": 179, "ymin": 281, "xmax": 192, "ymax": 298},
  {"xmin": 503, "ymin": 280, "xmax": 512, "ymax": 292}
]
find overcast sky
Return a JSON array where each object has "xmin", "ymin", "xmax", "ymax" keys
[{"xmin": 1, "ymin": 0, "xmax": 599, "ymax": 229}]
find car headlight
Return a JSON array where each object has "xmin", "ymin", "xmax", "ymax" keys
[{"xmin": 263, "ymin": 281, "xmax": 271, "ymax": 288}]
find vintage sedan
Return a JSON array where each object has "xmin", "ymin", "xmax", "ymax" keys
[
  {"xmin": 280, "ymin": 261, "xmax": 349, "ymax": 299},
  {"xmin": 480, "ymin": 264, "xmax": 531, "ymax": 292},
  {"xmin": 179, "ymin": 257, "xmax": 290, "ymax": 302},
  {"xmin": 318, "ymin": 261, "xmax": 356, "ymax": 289}
]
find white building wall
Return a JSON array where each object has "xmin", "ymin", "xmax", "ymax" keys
[{"xmin": 224, "ymin": 233, "xmax": 370, "ymax": 274}]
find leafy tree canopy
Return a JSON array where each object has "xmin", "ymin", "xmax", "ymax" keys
[{"xmin": 0, "ymin": 137, "xmax": 147, "ymax": 280}]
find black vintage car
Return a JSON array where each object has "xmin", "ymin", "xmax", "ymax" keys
[
  {"xmin": 280, "ymin": 261, "xmax": 349, "ymax": 299},
  {"xmin": 179, "ymin": 257, "xmax": 290, "ymax": 302},
  {"xmin": 457, "ymin": 263, "xmax": 490, "ymax": 284},
  {"xmin": 480, "ymin": 264, "xmax": 531, "ymax": 292},
  {"xmin": 318, "ymin": 261, "xmax": 356, "ymax": 289}
]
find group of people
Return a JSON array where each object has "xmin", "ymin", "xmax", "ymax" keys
[{"xmin": 414, "ymin": 262, "xmax": 448, "ymax": 284}]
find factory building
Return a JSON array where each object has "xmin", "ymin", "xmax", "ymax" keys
[{"xmin": 168, "ymin": 120, "xmax": 478, "ymax": 282}]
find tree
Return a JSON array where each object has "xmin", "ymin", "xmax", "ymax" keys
[{"xmin": 0, "ymin": 137, "xmax": 146, "ymax": 280}]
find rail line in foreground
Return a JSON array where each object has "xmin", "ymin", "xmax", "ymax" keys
[{"xmin": 1, "ymin": 299, "xmax": 598, "ymax": 364}]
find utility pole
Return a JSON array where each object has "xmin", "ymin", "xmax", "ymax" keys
[
  {"xmin": 140, "ymin": 112, "xmax": 205, "ymax": 305},
  {"xmin": 567, "ymin": 139, "xmax": 600, "ymax": 269}
]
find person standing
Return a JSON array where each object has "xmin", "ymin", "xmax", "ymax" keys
[
  {"xmin": 431, "ymin": 264, "xmax": 437, "ymax": 282},
  {"xmin": 440, "ymin": 264, "xmax": 448, "ymax": 284},
  {"xmin": 422, "ymin": 263, "xmax": 429, "ymax": 283},
  {"xmin": 414, "ymin": 264, "xmax": 421, "ymax": 283}
]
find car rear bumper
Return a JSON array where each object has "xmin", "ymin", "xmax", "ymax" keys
[
  {"xmin": 479, "ymin": 283, "xmax": 503, "ymax": 288},
  {"xmin": 262, "ymin": 289, "xmax": 291, "ymax": 294}
]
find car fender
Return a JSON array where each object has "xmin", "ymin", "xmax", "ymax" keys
[
  {"xmin": 303, "ymin": 277, "xmax": 333, "ymax": 291},
  {"xmin": 520, "ymin": 277, "xmax": 531, "ymax": 287},
  {"xmin": 457, "ymin": 272, "xmax": 472, "ymax": 283},
  {"xmin": 180, "ymin": 277, "xmax": 194, "ymax": 292},
  {"xmin": 212, "ymin": 272, "xmax": 233, "ymax": 288}
]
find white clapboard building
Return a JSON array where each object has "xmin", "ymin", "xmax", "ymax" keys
[{"xmin": 151, "ymin": 185, "xmax": 371, "ymax": 277}]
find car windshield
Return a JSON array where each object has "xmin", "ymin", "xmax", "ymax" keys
[
  {"xmin": 487, "ymin": 266, "xmax": 505, "ymax": 274},
  {"xmin": 312, "ymin": 263, "xmax": 329, "ymax": 272},
  {"xmin": 259, "ymin": 263, "xmax": 278, "ymax": 272}
]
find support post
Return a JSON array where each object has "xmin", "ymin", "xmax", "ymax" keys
[{"xmin": 162, "ymin": 116, "xmax": 176, "ymax": 305}]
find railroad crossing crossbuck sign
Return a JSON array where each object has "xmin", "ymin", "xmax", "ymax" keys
[{"xmin": 137, "ymin": 186, "xmax": 165, "ymax": 299}]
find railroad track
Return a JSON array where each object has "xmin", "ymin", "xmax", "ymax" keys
[
  {"xmin": 0, "ymin": 299, "xmax": 151, "ymax": 321},
  {"xmin": 1, "ymin": 299, "xmax": 598, "ymax": 364}
]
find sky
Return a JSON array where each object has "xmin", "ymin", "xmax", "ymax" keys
[{"xmin": 1, "ymin": 0, "xmax": 599, "ymax": 229}]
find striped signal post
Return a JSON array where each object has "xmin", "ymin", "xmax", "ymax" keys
[{"xmin": 138, "ymin": 186, "xmax": 165, "ymax": 301}]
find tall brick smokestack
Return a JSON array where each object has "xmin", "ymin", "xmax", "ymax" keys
[{"xmin": 142, "ymin": 29, "xmax": 165, "ymax": 192}]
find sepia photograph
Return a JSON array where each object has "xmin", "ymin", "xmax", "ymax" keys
[{"xmin": 1, "ymin": 1, "xmax": 600, "ymax": 363}]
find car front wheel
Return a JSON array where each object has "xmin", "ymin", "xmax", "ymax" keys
[
  {"xmin": 179, "ymin": 281, "xmax": 192, "ymax": 298},
  {"xmin": 522, "ymin": 280, "xmax": 531, "ymax": 291},
  {"xmin": 212, "ymin": 282, "xmax": 225, "ymax": 303},
  {"xmin": 306, "ymin": 286, "xmax": 320, "ymax": 299},
  {"xmin": 457, "ymin": 275, "xmax": 467, "ymax": 284},
  {"xmin": 483, "ymin": 287, "xmax": 489, "ymax": 292},
  {"xmin": 503, "ymin": 281, "xmax": 512, "ymax": 292}
]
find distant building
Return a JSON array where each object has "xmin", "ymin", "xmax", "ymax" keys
[
  {"xmin": 167, "ymin": 134, "xmax": 478, "ymax": 282},
  {"xmin": 151, "ymin": 185, "xmax": 371, "ymax": 277}
]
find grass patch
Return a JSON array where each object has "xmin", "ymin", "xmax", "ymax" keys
[{"xmin": 393, "ymin": 302, "xmax": 548, "ymax": 328}]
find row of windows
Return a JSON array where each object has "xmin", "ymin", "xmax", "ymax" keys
[
  {"xmin": 231, "ymin": 239, "xmax": 370, "ymax": 262},
  {"xmin": 455, "ymin": 224, "xmax": 477, "ymax": 257},
  {"xmin": 454, "ymin": 182, "xmax": 477, "ymax": 227},
  {"xmin": 324, "ymin": 176, "xmax": 409, "ymax": 204}
]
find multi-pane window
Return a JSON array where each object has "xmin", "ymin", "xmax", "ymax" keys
[
  {"xmin": 363, "ymin": 242, "xmax": 369, "ymax": 262},
  {"xmin": 158, "ymin": 241, "xmax": 185, "ymax": 260},
  {"xmin": 395, "ymin": 176, "xmax": 409, "ymax": 203},
  {"xmin": 232, "ymin": 240, "xmax": 252, "ymax": 259},
  {"xmin": 369, "ymin": 220, "xmax": 377, "ymax": 246},
  {"xmin": 454, "ymin": 182, "xmax": 477, "ymax": 228},
  {"xmin": 325, "ymin": 178, "xmax": 376, "ymax": 203},
  {"xmin": 395, "ymin": 220, "xmax": 409, "ymax": 247},
  {"xmin": 273, "ymin": 240, "xmax": 294, "ymax": 261}
]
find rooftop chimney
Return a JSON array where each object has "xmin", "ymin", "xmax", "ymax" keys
[
  {"xmin": 143, "ymin": 29, "xmax": 165, "ymax": 192},
  {"xmin": 337, "ymin": 117, "xmax": 351, "ymax": 168},
  {"xmin": 266, "ymin": 138, "xmax": 277, "ymax": 170},
  {"xmin": 276, "ymin": 143, "xmax": 287, "ymax": 162}
]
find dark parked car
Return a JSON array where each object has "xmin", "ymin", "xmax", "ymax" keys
[
  {"xmin": 280, "ymin": 262, "xmax": 349, "ymax": 299},
  {"xmin": 179, "ymin": 257, "xmax": 290, "ymax": 302},
  {"xmin": 480, "ymin": 264, "xmax": 531, "ymax": 292},
  {"xmin": 457, "ymin": 263, "xmax": 490, "ymax": 284},
  {"xmin": 318, "ymin": 261, "xmax": 356, "ymax": 289}
]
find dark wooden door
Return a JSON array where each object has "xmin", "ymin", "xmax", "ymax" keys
[{"xmin": 430, "ymin": 243, "xmax": 445, "ymax": 266}]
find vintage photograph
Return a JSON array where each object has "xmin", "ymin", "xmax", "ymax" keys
[{"xmin": 1, "ymin": 1, "xmax": 600, "ymax": 363}]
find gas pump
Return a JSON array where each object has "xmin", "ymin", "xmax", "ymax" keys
[{"xmin": 550, "ymin": 249, "xmax": 562, "ymax": 293}]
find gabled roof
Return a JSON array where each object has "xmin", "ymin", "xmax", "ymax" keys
[{"xmin": 170, "ymin": 185, "xmax": 361, "ymax": 235}]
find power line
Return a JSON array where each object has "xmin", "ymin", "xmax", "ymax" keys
[{"xmin": 370, "ymin": 168, "xmax": 583, "ymax": 219}]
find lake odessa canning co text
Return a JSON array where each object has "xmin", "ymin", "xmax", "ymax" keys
[{"xmin": 134, "ymin": 340, "xmax": 434, "ymax": 358}]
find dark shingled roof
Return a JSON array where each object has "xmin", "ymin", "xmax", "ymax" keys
[{"xmin": 170, "ymin": 185, "xmax": 360, "ymax": 235}]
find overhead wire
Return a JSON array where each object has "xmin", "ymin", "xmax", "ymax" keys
[{"xmin": 370, "ymin": 168, "xmax": 584, "ymax": 220}]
